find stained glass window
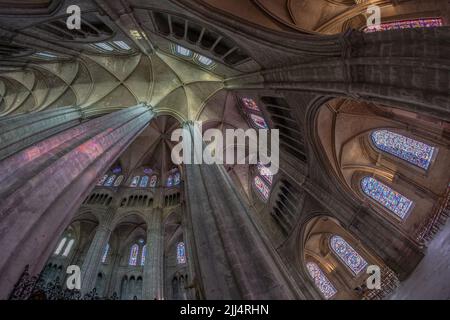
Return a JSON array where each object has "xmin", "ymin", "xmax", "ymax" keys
[
  {"xmin": 197, "ymin": 54, "xmax": 213, "ymax": 66},
  {"xmin": 361, "ymin": 176, "xmax": 413, "ymax": 220},
  {"xmin": 104, "ymin": 175, "xmax": 116, "ymax": 187},
  {"xmin": 306, "ymin": 262, "xmax": 337, "ymax": 299},
  {"xmin": 141, "ymin": 245, "xmax": 147, "ymax": 266},
  {"xmin": 371, "ymin": 130, "xmax": 435, "ymax": 170},
  {"xmin": 167, "ymin": 175, "xmax": 174, "ymax": 187},
  {"xmin": 130, "ymin": 176, "xmax": 140, "ymax": 187},
  {"xmin": 364, "ymin": 17, "xmax": 443, "ymax": 33},
  {"xmin": 62, "ymin": 239, "xmax": 74, "ymax": 257},
  {"xmin": 250, "ymin": 114, "xmax": 268, "ymax": 129},
  {"xmin": 102, "ymin": 243, "xmax": 110, "ymax": 263},
  {"xmin": 177, "ymin": 242, "xmax": 186, "ymax": 264},
  {"xmin": 175, "ymin": 45, "xmax": 193, "ymax": 57},
  {"xmin": 330, "ymin": 235, "xmax": 368, "ymax": 275},
  {"xmin": 140, "ymin": 175, "xmax": 149, "ymax": 188},
  {"xmin": 241, "ymin": 98, "xmax": 261, "ymax": 112},
  {"xmin": 129, "ymin": 244, "xmax": 139, "ymax": 266},
  {"xmin": 258, "ymin": 163, "xmax": 273, "ymax": 184},
  {"xmin": 54, "ymin": 238, "xmax": 67, "ymax": 255},
  {"xmin": 173, "ymin": 171, "xmax": 181, "ymax": 186},
  {"xmin": 254, "ymin": 176, "xmax": 270, "ymax": 201},
  {"xmin": 149, "ymin": 175, "xmax": 158, "ymax": 188},
  {"xmin": 97, "ymin": 175, "xmax": 108, "ymax": 186},
  {"xmin": 114, "ymin": 175, "xmax": 124, "ymax": 187},
  {"xmin": 112, "ymin": 166, "xmax": 122, "ymax": 174},
  {"xmin": 143, "ymin": 168, "xmax": 153, "ymax": 175}
]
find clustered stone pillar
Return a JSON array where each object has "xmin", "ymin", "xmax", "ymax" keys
[
  {"xmin": 80, "ymin": 208, "xmax": 115, "ymax": 295},
  {"xmin": 0, "ymin": 104, "xmax": 154, "ymax": 299},
  {"xmin": 0, "ymin": 107, "xmax": 83, "ymax": 161},
  {"xmin": 142, "ymin": 208, "xmax": 164, "ymax": 300},
  {"xmin": 182, "ymin": 122, "xmax": 302, "ymax": 299}
]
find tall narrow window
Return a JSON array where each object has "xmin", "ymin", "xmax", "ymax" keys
[
  {"xmin": 177, "ymin": 242, "xmax": 186, "ymax": 264},
  {"xmin": 141, "ymin": 244, "xmax": 147, "ymax": 266},
  {"xmin": 62, "ymin": 239, "xmax": 74, "ymax": 257},
  {"xmin": 250, "ymin": 114, "xmax": 268, "ymax": 129},
  {"xmin": 54, "ymin": 237, "xmax": 67, "ymax": 255},
  {"xmin": 364, "ymin": 17, "xmax": 443, "ymax": 33},
  {"xmin": 361, "ymin": 176, "xmax": 413, "ymax": 220},
  {"xmin": 97, "ymin": 175, "xmax": 108, "ymax": 186},
  {"xmin": 254, "ymin": 176, "xmax": 270, "ymax": 202},
  {"xmin": 175, "ymin": 45, "xmax": 193, "ymax": 57},
  {"xmin": 371, "ymin": 130, "xmax": 435, "ymax": 170},
  {"xmin": 104, "ymin": 175, "xmax": 116, "ymax": 187},
  {"xmin": 102, "ymin": 243, "xmax": 110, "ymax": 263},
  {"xmin": 130, "ymin": 176, "xmax": 140, "ymax": 187},
  {"xmin": 129, "ymin": 244, "xmax": 139, "ymax": 266},
  {"xmin": 330, "ymin": 235, "xmax": 368, "ymax": 275},
  {"xmin": 149, "ymin": 175, "xmax": 158, "ymax": 188},
  {"xmin": 140, "ymin": 175, "xmax": 149, "ymax": 188},
  {"xmin": 242, "ymin": 98, "xmax": 261, "ymax": 112},
  {"xmin": 114, "ymin": 175, "xmax": 124, "ymax": 187},
  {"xmin": 306, "ymin": 262, "xmax": 337, "ymax": 299}
]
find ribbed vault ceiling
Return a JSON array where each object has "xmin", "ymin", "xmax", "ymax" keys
[{"xmin": 0, "ymin": 51, "xmax": 224, "ymax": 121}]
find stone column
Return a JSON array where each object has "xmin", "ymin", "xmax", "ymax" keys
[
  {"xmin": 0, "ymin": 105, "xmax": 154, "ymax": 299},
  {"xmin": 80, "ymin": 209, "xmax": 114, "ymax": 294},
  {"xmin": 0, "ymin": 107, "xmax": 82, "ymax": 161},
  {"xmin": 142, "ymin": 207, "xmax": 164, "ymax": 300},
  {"xmin": 182, "ymin": 123, "xmax": 302, "ymax": 299}
]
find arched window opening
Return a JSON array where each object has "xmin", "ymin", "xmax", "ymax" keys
[
  {"xmin": 361, "ymin": 176, "xmax": 413, "ymax": 220},
  {"xmin": 97, "ymin": 175, "xmax": 108, "ymax": 186},
  {"xmin": 371, "ymin": 130, "xmax": 436, "ymax": 170},
  {"xmin": 129, "ymin": 244, "xmax": 139, "ymax": 266},
  {"xmin": 130, "ymin": 176, "xmax": 140, "ymax": 187},
  {"xmin": 141, "ymin": 244, "xmax": 147, "ymax": 266},
  {"xmin": 62, "ymin": 239, "xmax": 74, "ymax": 257},
  {"xmin": 306, "ymin": 262, "xmax": 337, "ymax": 299},
  {"xmin": 114, "ymin": 175, "xmax": 124, "ymax": 187},
  {"xmin": 140, "ymin": 175, "xmax": 149, "ymax": 188},
  {"xmin": 177, "ymin": 242, "xmax": 186, "ymax": 264},
  {"xmin": 54, "ymin": 237, "xmax": 67, "ymax": 255},
  {"xmin": 104, "ymin": 175, "xmax": 116, "ymax": 187},
  {"xmin": 364, "ymin": 17, "xmax": 443, "ymax": 33},
  {"xmin": 102, "ymin": 243, "xmax": 110, "ymax": 264},
  {"xmin": 254, "ymin": 176, "xmax": 270, "ymax": 202},
  {"xmin": 330, "ymin": 235, "xmax": 368, "ymax": 275},
  {"xmin": 239, "ymin": 98, "xmax": 269, "ymax": 130},
  {"xmin": 167, "ymin": 169, "xmax": 181, "ymax": 187},
  {"xmin": 150, "ymin": 175, "xmax": 158, "ymax": 188}
]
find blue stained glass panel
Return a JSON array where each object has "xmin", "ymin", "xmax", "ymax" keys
[
  {"xmin": 139, "ymin": 175, "xmax": 149, "ymax": 188},
  {"xmin": 177, "ymin": 242, "xmax": 186, "ymax": 264},
  {"xmin": 361, "ymin": 176, "xmax": 413, "ymax": 220},
  {"xmin": 330, "ymin": 235, "xmax": 368, "ymax": 275},
  {"xmin": 167, "ymin": 175, "xmax": 174, "ymax": 187},
  {"xmin": 130, "ymin": 176, "xmax": 140, "ymax": 187},
  {"xmin": 141, "ymin": 244, "xmax": 147, "ymax": 266},
  {"xmin": 129, "ymin": 244, "xmax": 139, "ymax": 266},
  {"xmin": 371, "ymin": 130, "xmax": 435, "ymax": 170},
  {"xmin": 174, "ymin": 171, "xmax": 181, "ymax": 186},
  {"xmin": 306, "ymin": 262, "xmax": 337, "ymax": 299},
  {"xmin": 104, "ymin": 175, "xmax": 116, "ymax": 187}
]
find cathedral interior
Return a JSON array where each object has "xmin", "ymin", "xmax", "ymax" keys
[{"xmin": 0, "ymin": 0, "xmax": 449, "ymax": 301}]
